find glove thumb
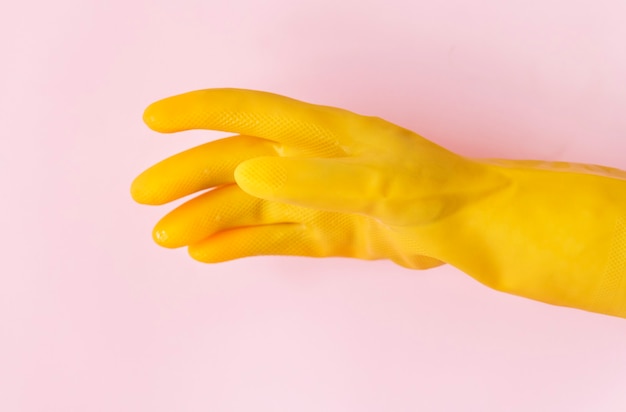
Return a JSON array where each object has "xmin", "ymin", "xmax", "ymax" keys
[{"xmin": 234, "ymin": 157, "xmax": 376, "ymax": 215}]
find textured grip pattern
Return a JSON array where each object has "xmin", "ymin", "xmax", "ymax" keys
[
  {"xmin": 171, "ymin": 107, "xmax": 346, "ymax": 158},
  {"xmin": 593, "ymin": 217, "xmax": 626, "ymax": 316}
]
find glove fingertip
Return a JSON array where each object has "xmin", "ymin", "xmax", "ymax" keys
[
  {"xmin": 142, "ymin": 106, "xmax": 163, "ymax": 133},
  {"xmin": 130, "ymin": 173, "xmax": 171, "ymax": 205},
  {"xmin": 130, "ymin": 175, "xmax": 153, "ymax": 205},
  {"xmin": 234, "ymin": 157, "xmax": 288, "ymax": 200},
  {"xmin": 142, "ymin": 100, "xmax": 180, "ymax": 133},
  {"xmin": 151, "ymin": 225, "xmax": 183, "ymax": 249}
]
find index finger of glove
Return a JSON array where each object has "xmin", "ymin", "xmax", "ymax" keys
[
  {"xmin": 143, "ymin": 88, "xmax": 350, "ymax": 157},
  {"xmin": 131, "ymin": 135, "xmax": 278, "ymax": 205}
]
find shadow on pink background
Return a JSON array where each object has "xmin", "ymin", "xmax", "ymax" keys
[{"xmin": 2, "ymin": 0, "xmax": 626, "ymax": 411}]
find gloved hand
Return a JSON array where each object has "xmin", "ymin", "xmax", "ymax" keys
[{"xmin": 132, "ymin": 88, "xmax": 626, "ymax": 318}]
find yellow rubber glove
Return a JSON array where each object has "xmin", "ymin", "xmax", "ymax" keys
[{"xmin": 132, "ymin": 89, "xmax": 626, "ymax": 318}]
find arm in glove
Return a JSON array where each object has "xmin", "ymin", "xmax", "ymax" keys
[{"xmin": 131, "ymin": 89, "xmax": 626, "ymax": 318}]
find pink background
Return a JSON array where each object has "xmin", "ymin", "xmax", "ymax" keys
[{"xmin": 2, "ymin": 0, "xmax": 626, "ymax": 411}]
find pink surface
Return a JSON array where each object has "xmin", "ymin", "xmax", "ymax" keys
[{"xmin": 2, "ymin": 0, "xmax": 626, "ymax": 411}]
